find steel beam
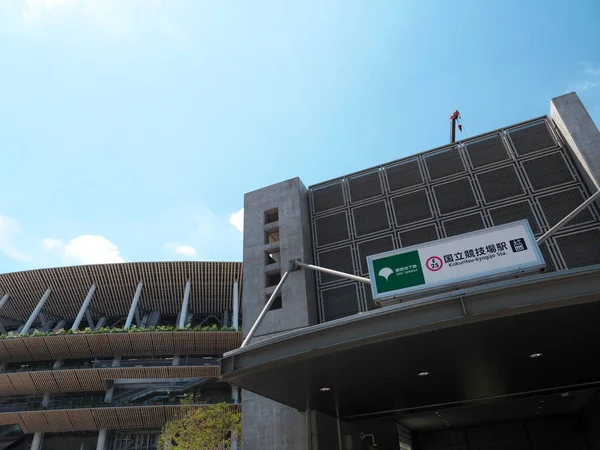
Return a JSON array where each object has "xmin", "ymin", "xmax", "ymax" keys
[
  {"xmin": 241, "ymin": 271, "xmax": 290, "ymax": 347},
  {"xmin": 124, "ymin": 281, "xmax": 143, "ymax": 330},
  {"xmin": 71, "ymin": 285, "xmax": 97, "ymax": 331},
  {"xmin": 294, "ymin": 260, "xmax": 370, "ymax": 284},
  {"xmin": 178, "ymin": 280, "xmax": 191, "ymax": 329},
  {"xmin": 0, "ymin": 294, "xmax": 9, "ymax": 310},
  {"xmin": 537, "ymin": 189, "xmax": 600, "ymax": 245},
  {"xmin": 21, "ymin": 288, "xmax": 51, "ymax": 335},
  {"xmin": 233, "ymin": 280, "xmax": 239, "ymax": 331}
]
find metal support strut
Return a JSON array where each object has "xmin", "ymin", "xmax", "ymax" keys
[
  {"xmin": 292, "ymin": 259, "xmax": 371, "ymax": 285},
  {"xmin": 241, "ymin": 271, "xmax": 290, "ymax": 348},
  {"xmin": 537, "ymin": 189, "xmax": 600, "ymax": 245}
]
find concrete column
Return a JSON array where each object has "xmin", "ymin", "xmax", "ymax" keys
[
  {"xmin": 52, "ymin": 360, "xmax": 63, "ymax": 370},
  {"xmin": 224, "ymin": 310, "xmax": 230, "ymax": 328},
  {"xmin": 111, "ymin": 356, "xmax": 121, "ymax": 368},
  {"xmin": 550, "ymin": 93, "xmax": 600, "ymax": 190},
  {"xmin": 95, "ymin": 316, "xmax": 107, "ymax": 330},
  {"xmin": 96, "ymin": 429, "xmax": 107, "ymax": 450},
  {"xmin": 31, "ymin": 432, "xmax": 44, "ymax": 450},
  {"xmin": 232, "ymin": 387, "xmax": 240, "ymax": 404},
  {"xmin": 172, "ymin": 355, "xmax": 180, "ymax": 366},
  {"xmin": 124, "ymin": 282, "xmax": 143, "ymax": 330},
  {"xmin": 42, "ymin": 392, "xmax": 51, "ymax": 408},
  {"xmin": 0, "ymin": 294, "xmax": 9, "ymax": 310},
  {"xmin": 0, "ymin": 363, "xmax": 6, "ymax": 372},
  {"xmin": 53, "ymin": 319, "xmax": 67, "ymax": 331},
  {"xmin": 21, "ymin": 288, "xmax": 51, "ymax": 335},
  {"xmin": 178, "ymin": 280, "xmax": 191, "ymax": 329},
  {"xmin": 104, "ymin": 387, "xmax": 114, "ymax": 403},
  {"xmin": 232, "ymin": 280, "xmax": 239, "ymax": 331}
]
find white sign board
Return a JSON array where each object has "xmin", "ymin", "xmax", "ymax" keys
[{"xmin": 367, "ymin": 220, "xmax": 545, "ymax": 301}]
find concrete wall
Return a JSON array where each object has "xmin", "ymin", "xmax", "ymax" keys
[
  {"xmin": 550, "ymin": 92, "xmax": 600, "ymax": 192},
  {"xmin": 241, "ymin": 178, "xmax": 318, "ymax": 450},
  {"xmin": 242, "ymin": 177, "xmax": 318, "ymax": 339}
]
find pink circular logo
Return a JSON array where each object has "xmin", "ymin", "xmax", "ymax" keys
[{"xmin": 426, "ymin": 256, "xmax": 443, "ymax": 272}]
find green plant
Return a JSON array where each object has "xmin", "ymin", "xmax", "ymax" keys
[{"xmin": 159, "ymin": 403, "xmax": 241, "ymax": 450}]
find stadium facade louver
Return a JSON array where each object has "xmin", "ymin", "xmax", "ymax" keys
[
  {"xmin": 223, "ymin": 92, "xmax": 600, "ymax": 449},
  {"xmin": 0, "ymin": 261, "xmax": 242, "ymax": 450}
]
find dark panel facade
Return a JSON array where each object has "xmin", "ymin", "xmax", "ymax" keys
[{"xmin": 309, "ymin": 118, "xmax": 600, "ymax": 322}]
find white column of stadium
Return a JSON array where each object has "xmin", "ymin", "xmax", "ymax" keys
[{"xmin": 173, "ymin": 280, "xmax": 191, "ymax": 367}]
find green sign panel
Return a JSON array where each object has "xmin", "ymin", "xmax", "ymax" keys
[{"xmin": 371, "ymin": 250, "xmax": 425, "ymax": 294}]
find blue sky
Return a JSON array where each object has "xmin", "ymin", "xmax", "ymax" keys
[{"xmin": 1, "ymin": 0, "xmax": 599, "ymax": 272}]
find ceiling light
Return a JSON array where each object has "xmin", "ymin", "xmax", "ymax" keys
[
  {"xmin": 529, "ymin": 353, "xmax": 543, "ymax": 358},
  {"xmin": 418, "ymin": 371, "xmax": 430, "ymax": 377},
  {"xmin": 434, "ymin": 411, "xmax": 440, "ymax": 415},
  {"xmin": 539, "ymin": 400, "xmax": 544, "ymax": 403},
  {"xmin": 319, "ymin": 387, "xmax": 331, "ymax": 392}
]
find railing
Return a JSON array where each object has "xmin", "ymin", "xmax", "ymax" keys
[
  {"xmin": 1, "ymin": 356, "xmax": 219, "ymax": 374},
  {"xmin": 0, "ymin": 394, "xmax": 233, "ymax": 412}
]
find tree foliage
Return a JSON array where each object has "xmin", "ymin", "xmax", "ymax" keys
[{"xmin": 159, "ymin": 403, "xmax": 241, "ymax": 450}]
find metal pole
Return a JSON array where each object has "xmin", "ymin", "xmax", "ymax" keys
[
  {"xmin": 21, "ymin": 288, "xmax": 51, "ymax": 335},
  {"xmin": 124, "ymin": 281, "xmax": 143, "ymax": 330},
  {"xmin": 178, "ymin": 280, "xmax": 191, "ymax": 329},
  {"xmin": 294, "ymin": 260, "xmax": 371, "ymax": 285},
  {"xmin": 72, "ymin": 285, "xmax": 96, "ymax": 331},
  {"xmin": 232, "ymin": 280, "xmax": 239, "ymax": 331},
  {"xmin": 241, "ymin": 271, "xmax": 290, "ymax": 348},
  {"xmin": 537, "ymin": 189, "xmax": 600, "ymax": 245},
  {"xmin": 0, "ymin": 294, "xmax": 9, "ymax": 310}
]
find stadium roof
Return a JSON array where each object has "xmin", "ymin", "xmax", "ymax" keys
[{"xmin": 0, "ymin": 261, "xmax": 242, "ymax": 321}]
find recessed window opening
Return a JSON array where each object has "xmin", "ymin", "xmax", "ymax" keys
[
  {"xmin": 266, "ymin": 251, "xmax": 280, "ymax": 265},
  {"xmin": 265, "ymin": 208, "xmax": 279, "ymax": 224},
  {"xmin": 265, "ymin": 230, "xmax": 280, "ymax": 244}
]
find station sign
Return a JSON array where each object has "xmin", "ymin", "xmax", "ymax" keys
[{"xmin": 367, "ymin": 220, "xmax": 545, "ymax": 301}]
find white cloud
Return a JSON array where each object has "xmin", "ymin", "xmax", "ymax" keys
[
  {"xmin": 63, "ymin": 234, "xmax": 124, "ymax": 264},
  {"xmin": 22, "ymin": 0, "xmax": 78, "ymax": 21},
  {"xmin": 0, "ymin": 214, "xmax": 32, "ymax": 262},
  {"xmin": 41, "ymin": 238, "xmax": 62, "ymax": 251},
  {"xmin": 229, "ymin": 208, "xmax": 244, "ymax": 233},
  {"xmin": 164, "ymin": 242, "xmax": 198, "ymax": 257},
  {"xmin": 569, "ymin": 64, "xmax": 600, "ymax": 93}
]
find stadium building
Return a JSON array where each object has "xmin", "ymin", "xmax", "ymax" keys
[
  {"xmin": 0, "ymin": 262, "xmax": 242, "ymax": 450},
  {"xmin": 222, "ymin": 92, "xmax": 600, "ymax": 449}
]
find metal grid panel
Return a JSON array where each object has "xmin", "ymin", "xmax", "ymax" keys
[
  {"xmin": 321, "ymin": 284, "xmax": 360, "ymax": 322},
  {"xmin": 348, "ymin": 170, "xmax": 383, "ymax": 202},
  {"xmin": 487, "ymin": 200, "xmax": 542, "ymax": 234},
  {"xmin": 538, "ymin": 188, "xmax": 596, "ymax": 228},
  {"xmin": 309, "ymin": 117, "xmax": 600, "ymax": 323},
  {"xmin": 555, "ymin": 228, "xmax": 600, "ymax": 269},
  {"xmin": 442, "ymin": 213, "xmax": 486, "ymax": 237},
  {"xmin": 316, "ymin": 246, "xmax": 355, "ymax": 284},
  {"xmin": 391, "ymin": 189, "xmax": 433, "ymax": 226},
  {"xmin": 351, "ymin": 200, "xmax": 391, "ymax": 237},
  {"xmin": 384, "ymin": 159, "xmax": 423, "ymax": 192},
  {"xmin": 475, "ymin": 165, "xmax": 525, "ymax": 204},
  {"xmin": 464, "ymin": 134, "xmax": 510, "ymax": 168},
  {"xmin": 356, "ymin": 236, "xmax": 395, "ymax": 275},
  {"xmin": 424, "ymin": 147, "xmax": 465, "ymax": 180},
  {"xmin": 539, "ymin": 242, "xmax": 558, "ymax": 273},
  {"xmin": 507, "ymin": 121, "xmax": 557, "ymax": 156},
  {"xmin": 397, "ymin": 224, "xmax": 439, "ymax": 248},
  {"xmin": 433, "ymin": 178, "xmax": 478, "ymax": 215},
  {"xmin": 311, "ymin": 181, "xmax": 346, "ymax": 214},
  {"xmin": 314, "ymin": 212, "xmax": 350, "ymax": 247},
  {"xmin": 521, "ymin": 152, "xmax": 576, "ymax": 191}
]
